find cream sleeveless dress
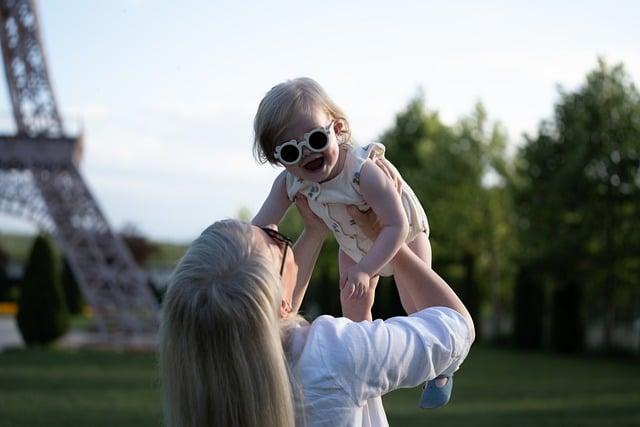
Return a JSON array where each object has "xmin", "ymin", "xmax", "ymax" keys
[{"xmin": 285, "ymin": 143, "xmax": 429, "ymax": 276}]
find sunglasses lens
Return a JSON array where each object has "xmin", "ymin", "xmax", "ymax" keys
[
  {"xmin": 280, "ymin": 145, "xmax": 300, "ymax": 163},
  {"xmin": 308, "ymin": 130, "xmax": 328, "ymax": 150}
]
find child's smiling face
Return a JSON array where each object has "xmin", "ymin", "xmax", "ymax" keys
[{"xmin": 277, "ymin": 107, "xmax": 343, "ymax": 183}]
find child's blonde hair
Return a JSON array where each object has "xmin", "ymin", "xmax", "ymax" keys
[{"xmin": 253, "ymin": 77, "xmax": 351, "ymax": 165}]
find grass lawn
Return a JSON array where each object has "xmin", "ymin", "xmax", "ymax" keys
[{"xmin": 0, "ymin": 346, "xmax": 638, "ymax": 426}]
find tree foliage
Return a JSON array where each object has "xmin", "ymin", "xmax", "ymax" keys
[
  {"xmin": 511, "ymin": 59, "xmax": 640, "ymax": 351},
  {"xmin": 380, "ymin": 95, "xmax": 514, "ymax": 338},
  {"xmin": 61, "ymin": 258, "xmax": 85, "ymax": 315},
  {"xmin": 120, "ymin": 223, "xmax": 158, "ymax": 266}
]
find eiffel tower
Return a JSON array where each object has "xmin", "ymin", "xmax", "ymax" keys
[{"xmin": 0, "ymin": 0, "xmax": 159, "ymax": 347}]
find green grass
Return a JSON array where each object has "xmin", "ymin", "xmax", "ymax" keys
[
  {"xmin": 0, "ymin": 349, "xmax": 161, "ymax": 426},
  {"xmin": 385, "ymin": 346, "xmax": 640, "ymax": 426},
  {"xmin": 147, "ymin": 241, "xmax": 188, "ymax": 267},
  {"xmin": 0, "ymin": 232, "xmax": 35, "ymax": 263},
  {"xmin": 0, "ymin": 346, "xmax": 638, "ymax": 426}
]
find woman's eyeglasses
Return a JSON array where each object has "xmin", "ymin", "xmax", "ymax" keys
[
  {"xmin": 259, "ymin": 226, "xmax": 293, "ymax": 276},
  {"xmin": 273, "ymin": 121, "xmax": 334, "ymax": 165}
]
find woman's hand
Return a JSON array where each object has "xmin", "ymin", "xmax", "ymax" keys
[
  {"xmin": 374, "ymin": 157, "xmax": 403, "ymax": 193},
  {"xmin": 346, "ymin": 206, "xmax": 384, "ymax": 240},
  {"xmin": 294, "ymin": 194, "xmax": 328, "ymax": 238}
]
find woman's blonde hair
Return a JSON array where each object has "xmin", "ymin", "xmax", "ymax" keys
[
  {"xmin": 253, "ymin": 77, "xmax": 352, "ymax": 165},
  {"xmin": 159, "ymin": 219, "xmax": 298, "ymax": 427}
]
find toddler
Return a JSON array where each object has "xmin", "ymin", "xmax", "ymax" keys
[{"xmin": 251, "ymin": 77, "xmax": 452, "ymax": 409}]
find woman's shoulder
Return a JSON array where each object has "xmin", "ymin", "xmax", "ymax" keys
[
  {"xmin": 307, "ymin": 314, "xmax": 351, "ymax": 341},
  {"xmin": 302, "ymin": 315, "xmax": 365, "ymax": 360},
  {"xmin": 305, "ymin": 315, "xmax": 388, "ymax": 362}
]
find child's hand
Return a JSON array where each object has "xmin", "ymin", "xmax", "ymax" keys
[
  {"xmin": 341, "ymin": 264, "xmax": 372, "ymax": 299},
  {"xmin": 340, "ymin": 273, "xmax": 378, "ymax": 321}
]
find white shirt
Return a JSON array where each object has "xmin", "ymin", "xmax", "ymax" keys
[{"xmin": 287, "ymin": 307, "xmax": 473, "ymax": 427}]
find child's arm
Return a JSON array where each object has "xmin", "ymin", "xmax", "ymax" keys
[
  {"xmin": 343, "ymin": 159, "xmax": 409, "ymax": 296},
  {"xmin": 251, "ymin": 171, "xmax": 292, "ymax": 227},
  {"xmin": 358, "ymin": 159, "xmax": 409, "ymax": 273}
]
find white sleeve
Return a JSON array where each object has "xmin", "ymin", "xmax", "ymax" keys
[{"xmin": 315, "ymin": 306, "xmax": 472, "ymax": 405}]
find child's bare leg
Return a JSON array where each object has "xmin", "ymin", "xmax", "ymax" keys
[
  {"xmin": 394, "ymin": 232, "xmax": 431, "ymax": 314},
  {"xmin": 398, "ymin": 232, "xmax": 451, "ymax": 409},
  {"xmin": 395, "ymin": 272, "xmax": 418, "ymax": 314},
  {"xmin": 339, "ymin": 249, "xmax": 356, "ymax": 295}
]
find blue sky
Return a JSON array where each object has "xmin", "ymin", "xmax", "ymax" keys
[{"xmin": 0, "ymin": 0, "xmax": 638, "ymax": 242}]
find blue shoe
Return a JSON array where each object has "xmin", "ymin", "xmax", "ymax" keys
[{"xmin": 419, "ymin": 375, "xmax": 453, "ymax": 409}]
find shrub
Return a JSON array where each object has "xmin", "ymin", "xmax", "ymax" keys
[
  {"xmin": 16, "ymin": 235, "xmax": 69, "ymax": 346},
  {"xmin": 61, "ymin": 258, "xmax": 85, "ymax": 315}
]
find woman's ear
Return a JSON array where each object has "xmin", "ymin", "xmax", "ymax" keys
[{"xmin": 279, "ymin": 299, "xmax": 292, "ymax": 319}]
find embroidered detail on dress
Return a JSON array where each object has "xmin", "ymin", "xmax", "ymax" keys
[
  {"xmin": 307, "ymin": 184, "xmax": 320, "ymax": 201},
  {"xmin": 353, "ymin": 171, "xmax": 360, "ymax": 186},
  {"xmin": 326, "ymin": 206, "xmax": 368, "ymax": 257},
  {"xmin": 327, "ymin": 207, "xmax": 356, "ymax": 240}
]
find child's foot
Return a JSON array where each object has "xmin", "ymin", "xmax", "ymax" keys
[{"xmin": 419, "ymin": 375, "xmax": 453, "ymax": 409}]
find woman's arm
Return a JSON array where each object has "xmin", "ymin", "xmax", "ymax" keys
[
  {"xmin": 348, "ymin": 205, "xmax": 475, "ymax": 339},
  {"xmin": 290, "ymin": 195, "xmax": 328, "ymax": 313},
  {"xmin": 392, "ymin": 247, "xmax": 474, "ymax": 337},
  {"xmin": 294, "ymin": 193, "xmax": 375, "ymax": 321},
  {"xmin": 252, "ymin": 171, "xmax": 292, "ymax": 227},
  {"xmin": 317, "ymin": 306, "xmax": 473, "ymax": 405}
]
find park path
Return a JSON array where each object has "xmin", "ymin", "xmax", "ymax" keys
[
  {"xmin": 0, "ymin": 316, "xmax": 21, "ymax": 350},
  {"xmin": 0, "ymin": 315, "xmax": 101, "ymax": 351}
]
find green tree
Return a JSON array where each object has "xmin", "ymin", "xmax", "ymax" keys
[
  {"xmin": 381, "ymin": 95, "xmax": 513, "ymax": 338},
  {"xmin": 16, "ymin": 235, "xmax": 69, "ymax": 346},
  {"xmin": 236, "ymin": 206, "xmax": 253, "ymax": 222},
  {"xmin": 511, "ymin": 59, "xmax": 640, "ymax": 352},
  {"xmin": 120, "ymin": 224, "xmax": 158, "ymax": 266}
]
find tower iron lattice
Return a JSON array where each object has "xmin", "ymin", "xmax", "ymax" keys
[{"xmin": 0, "ymin": 0, "xmax": 159, "ymax": 347}]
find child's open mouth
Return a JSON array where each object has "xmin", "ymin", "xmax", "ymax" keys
[{"xmin": 303, "ymin": 157, "xmax": 325, "ymax": 172}]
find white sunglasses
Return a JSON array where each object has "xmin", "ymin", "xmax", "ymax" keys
[{"xmin": 274, "ymin": 121, "xmax": 334, "ymax": 165}]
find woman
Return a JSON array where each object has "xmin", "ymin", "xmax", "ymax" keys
[{"xmin": 159, "ymin": 173, "xmax": 474, "ymax": 427}]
